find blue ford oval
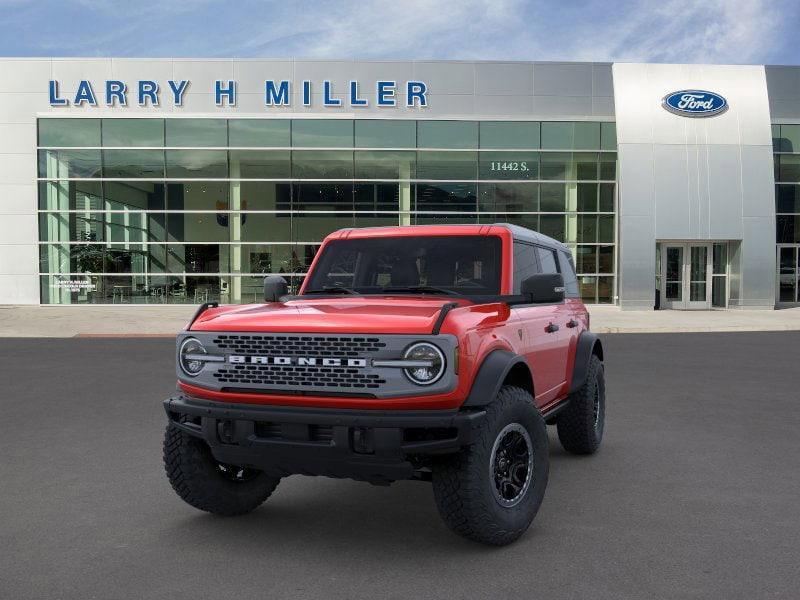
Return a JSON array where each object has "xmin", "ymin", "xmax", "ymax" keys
[{"xmin": 662, "ymin": 90, "xmax": 728, "ymax": 117}]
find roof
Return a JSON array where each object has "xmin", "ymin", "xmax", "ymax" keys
[{"xmin": 329, "ymin": 223, "xmax": 568, "ymax": 253}]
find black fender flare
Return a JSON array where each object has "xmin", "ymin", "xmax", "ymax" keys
[
  {"xmin": 462, "ymin": 349, "xmax": 530, "ymax": 408},
  {"xmin": 569, "ymin": 331, "xmax": 603, "ymax": 394}
]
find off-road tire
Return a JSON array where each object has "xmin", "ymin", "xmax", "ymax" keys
[
  {"xmin": 163, "ymin": 422, "xmax": 280, "ymax": 515},
  {"xmin": 431, "ymin": 386, "xmax": 549, "ymax": 546},
  {"xmin": 557, "ymin": 354, "xmax": 605, "ymax": 455}
]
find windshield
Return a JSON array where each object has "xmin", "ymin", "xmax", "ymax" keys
[{"xmin": 303, "ymin": 235, "xmax": 502, "ymax": 296}]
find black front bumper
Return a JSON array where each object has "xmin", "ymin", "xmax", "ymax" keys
[{"xmin": 164, "ymin": 396, "xmax": 486, "ymax": 484}]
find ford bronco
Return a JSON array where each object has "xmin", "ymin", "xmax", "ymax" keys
[{"xmin": 163, "ymin": 224, "xmax": 605, "ymax": 545}]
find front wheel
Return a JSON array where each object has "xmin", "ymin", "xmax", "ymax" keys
[
  {"xmin": 431, "ymin": 386, "xmax": 549, "ymax": 546},
  {"xmin": 163, "ymin": 422, "xmax": 280, "ymax": 516}
]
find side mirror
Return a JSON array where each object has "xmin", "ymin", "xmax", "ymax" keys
[
  {"xmin": 521, "ymin": 273, "xmax": 565, "ymax": 304},
  {"xmin": 263, "ymin": 275, "xmax": 288, "ymax": 302}
]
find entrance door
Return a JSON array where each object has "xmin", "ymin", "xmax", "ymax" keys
[{"xmin": 660, "ymin": 243, "xmax": 712, "ymax": 309}]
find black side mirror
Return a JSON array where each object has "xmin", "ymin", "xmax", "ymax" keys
[
  {"xmin": 263, "ymin": 275, "xmax": 288, "ymax": 302},
  {"xmin": 521, "ymin": 273, "xmax": 565, "ymax": 304}
]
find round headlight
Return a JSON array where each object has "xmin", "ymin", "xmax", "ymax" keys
[
  {"xmin": 403, "ymin": 342, "xmax": 445, "ymax": 385},
  {"xmin": 179, "ymin": 337, "xmax": 207, "ymax": 377}
]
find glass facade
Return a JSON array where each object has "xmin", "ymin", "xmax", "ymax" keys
[
  {"xmin": 37, "ymin": 118, "xmax": 617, "ymax": 304},
  {"xmin": 774, "ymin": 124, "xmax": 800, "ymax": 303}
]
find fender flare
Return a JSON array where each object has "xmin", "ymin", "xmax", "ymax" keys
[
  {"xmin": 569, "ymin": 331, "xmax": 603, "ymax": 394},
  {"xmin": 462, "ymin": 349, "xmax": 530, "ymax": 408}
]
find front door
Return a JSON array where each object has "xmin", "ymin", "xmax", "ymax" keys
[{"xmin": 660, "ymin": 243, "xmax": 712, "ymax": 309}]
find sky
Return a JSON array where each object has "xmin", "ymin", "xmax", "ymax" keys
[{"xmin": 0, "ymin": 0, "xmax": 798, "ymax": 65}]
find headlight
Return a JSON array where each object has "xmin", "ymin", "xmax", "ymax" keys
[
  {"xmin": 403, "ymin": 342, "xmax": 445, "ymax": 385},
  {"xmin": 179, "ymin": 337, "xmax": 207, "ymax": 376}
]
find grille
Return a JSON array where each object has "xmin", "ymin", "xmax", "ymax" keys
[
  {"xmin": 213, "ymin": 364, "xmax": 387, "ymax": 389},
  {"xmin": 212, "ymin": 335, "xmax": 386, "ymax": 357},
  {"xmin": 253, "ymin": 422, "xmax": 334, "ymax": 444}
]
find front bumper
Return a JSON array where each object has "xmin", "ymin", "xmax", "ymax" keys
[{"xmin": 164, "ymin": 395, "xmax": 486, "ymax": 484}]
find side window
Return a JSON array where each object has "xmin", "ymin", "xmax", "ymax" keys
[
  {"xmin": 513, "ymin": 242, "xmax": 540, "ymax": 293},
  {"xmin": 558, "ymin": 250, "xmax": 580, "ymax": 298},
  {"xmin": 536, "ymin": 246, "xmax": 559, "ymax": 274}
]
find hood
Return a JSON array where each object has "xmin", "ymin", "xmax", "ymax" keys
[{"xmin": 190, "ymin": 296, "xmax": 473, "ymax": 335}]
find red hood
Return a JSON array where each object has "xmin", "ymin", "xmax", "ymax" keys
[{"xmin": 190, "ymin": 297, "xmax": 473, "ymax": 335}]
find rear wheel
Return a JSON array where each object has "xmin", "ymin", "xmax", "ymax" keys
[
  {"xmin": 163, "ymin": 422, "xmax": 280, "ymax": 516},
  {"xmin": 431, "ymin": 386, "xmax": 549, "ymax": 546},
  {"xmin": 556, "ymin": 354, "xmax": 605, "ymax": 455}
]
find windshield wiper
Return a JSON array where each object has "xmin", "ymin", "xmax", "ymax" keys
[
  {"xmin": 380, "ymin": 285, "xmax": 462, "ymax": 296},
  {"xmin": 304, "ymin": 285, "xmax": 360, "ymax": 295}
]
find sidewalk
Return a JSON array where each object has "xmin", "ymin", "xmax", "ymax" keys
[{"xmin": 2, "ymin": 304, "xmax": 800, "ymax": 337}]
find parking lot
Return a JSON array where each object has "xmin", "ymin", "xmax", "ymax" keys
[{"xmin": 1, "ymin": 332, "xmax": 799, "ymax": 599}]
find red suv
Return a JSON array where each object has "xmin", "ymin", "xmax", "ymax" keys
[{"xmin": 163, "ymin": 224, "xmax": 605, "ymax": 545}]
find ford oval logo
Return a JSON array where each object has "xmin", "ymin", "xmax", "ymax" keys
[{"xmin": 662, "ymin": 90, "xmax": 728, "ymax": 117}]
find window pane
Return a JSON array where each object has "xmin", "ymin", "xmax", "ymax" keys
[
  {"xmin": 513, "ymin": 242, "xmax": 539, "ymax": 293},
  {"xmin": 415, "ymin": 183, "xmax": 477, "ymax": 212},
  {"xmin": 778, "ymin": 155, "xmax": 800, "ymax": 182},
  {"xmin": 597, "ymin": 276, "xmax": 613, "ymax": 303},
  {"xmin": 576, "ymin": 245, "xmax": 597, "ymax": 273},
  {"xmin": 777, "ymin": 215, "xmax": 800, "ymax": 243},
  {"xmin": 776, "ymin": 185, "xmax": 800, "ymax": 213},
  {"xmin": 416, "ymin": 151, "xmax": 477, "ymax": 180},
  {"xmin": 540, "ymin": 152, "xmax": 570, "ymax": 180},
  {"xmin": 292, "ymin": 150, "xmax": 353, "ymax": 178},
  {"xmin": 479, "ymin": 152, "xmax": 539, "ymax": 179},
  {"xmin": 291, "ymin": 120, "xmax": 353, "ymax": 147},
  {"xmin": 165, "ymin": 119, "xmax": 227, "ymax": 147},
  {"xmin": 293, "ymin": 212, "xmax": 354, "ymax": 243},
  {"xmin": 574, "ymin": 122, "xmax": 601, "ymax": 150},
  {"xmin": 417, "ymin": 121, "xmax": 478, "ymax": 149},
  {"xmin": 600, "ymin": 153, "xmax": 616, "ymax": 180},
  {"xmin": 479, "ymin": 183, "xmax": 538, "ymax": 212},
  {"xmin": 168, "ymin": 213, "xmax": 228, "ymax": 243},
  {"xmin": 229, "ymin": 119, "xmax": 290, "ymax": 147},
  {"xmin": 102, "ymin": 119, "xmax": 164, "ymax": 147},
  {"xmin": 415, "ymin": 213, "xmax": 479, "ymax": 226},
  {"xmin": 713, "ymin": 243, "xmax": 727, "ymax": 274},
  {"xmin": 539, "ymin": 183, "xmax": 566, "ymax": 211},
  {"xmin": 239, "ymin": 181, "xmax": 291, "ymax": 212},
  {"xmin": 38, "ymin": 149, "xmax": 102, "ymax": 178},
  {"xmin": 536, "ymin": 247, "xmax": 559, "ymax": 274},
  {"xmin": 293, "ymin": 182, "xmax": 354, "ymax": 212},
  {"xmin": 598, "ymin": 245, "xmax": 614, "ymax": 273},
  {"xmin": 229, "ymin": 150, "xmax": 290, "ymax": 178},
  {"xmin": 577, "ymin": 183, "xmax": 598, "ymax": 211},
  {"xmin": 167, "ymin": 244, "xmax": 229, "ymax": 273},
  {"xmin": 241, "ymin": 211, "xmax": 292, "ymax": 242},
  {"xmin": 354, "ymin": 183, "xmax": 402, "ymax": 212},
  {"xmin": 539, "ymin": 215, "xmax": 566, "ymax": 241},
  {"xmin": 599, "ymin": 183, "xmax": 615, "ymax": 211},
  {"xmin": 103, "ymin": 150, "xmax": 164, "ymax": 178},
  {"xmin": 167, "ymin": 182, "xmax": 229, "ymax": 211},
  {"xmin": 105, "ymin": 182, "xmax": 165, "ymax": 211},
  {"xmin": 579, "ymin": 275, "xmax": 597, "ymax": 302},
  {"xmin": 578, "ymin": 215, "xmax": 597, "ymax": 243},
  {"xmin": 780, "ymin": 125, "xmax": 800, "ymax": 153},
  {"xmin": 354, "ymin": 151, "xmax": 416, "ymax": 179},
  {"xmin": 355, "ymin": 120, "xmax": 415, "ymax": 148},
  {"xmin": 541, "ymin": 122, "xmax": 573, "ymax": 149},
  {"xmin": 39, "ymin": 181, "xmax": 104, "ymax": 210},
  {"xmin": 480, "ymin": 122, "xmax": 540, "ymax": 149},
  {"xmin": 598, "ymin": 215, "xmax": 614, "ymax": 242},
  {"xmin": 575, "ymin": 153, "xmax": 598, "ymax": 180},
  {"xmin": 39, "ymin": 212, "xmax": 105, "ymax": 243},
  {"xmin": 166, "ymin": 150, "xmax": 227, "ymax": 178},
  {"xmin": 600, "ymin": 122, "xmax": 617, "ymax": 151},
  {"xmin": 39, "ymin": 119, "xmax": 100, "ymax": 147}
]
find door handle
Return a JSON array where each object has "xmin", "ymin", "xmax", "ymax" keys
[
  {"xmin": 566, "ymin": 319, "xmax": 578, "ymax": 328},
  {"xmin": 545, "ymin": 322, "xmax": 559, "ymax": 333}
]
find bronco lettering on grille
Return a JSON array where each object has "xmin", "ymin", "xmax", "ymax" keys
[{"xmin": 228, "ymin": 355, "xmax": 368, "ymax": 367}]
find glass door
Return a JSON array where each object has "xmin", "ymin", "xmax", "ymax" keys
[
  {"xmin": 662, "ymin": 245, "xmax": 685, "ymax": 309},
  {"xmin": 659, "ymin": 242, "xmax": 713, "ymax": 309},
  {"xmin": 777, "ymin": 245, "xmax": 798, "ymax": 304}
]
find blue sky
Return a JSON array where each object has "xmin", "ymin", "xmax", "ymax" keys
[{"xmin": 1, "ymin": 0, "xmax": 798, "ymax": 65}]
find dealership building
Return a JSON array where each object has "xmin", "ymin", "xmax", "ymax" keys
[{"xmin": 0, "ymin": 58, "xmax": 799, "ymax": 309}]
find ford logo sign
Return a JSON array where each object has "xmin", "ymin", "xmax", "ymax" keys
[{"xmin": 662, "ymin": 90, "xmax": 728, "ymax": 117}]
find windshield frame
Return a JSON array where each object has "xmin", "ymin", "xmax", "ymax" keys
[{"xmin": 300, "ymin": 234, "xmax": 505, "ymax": 298}]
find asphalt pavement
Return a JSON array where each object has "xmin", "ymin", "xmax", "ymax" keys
[{"xmin": 1, "ymin": 333, "xmax": 799, "ymax": 599}]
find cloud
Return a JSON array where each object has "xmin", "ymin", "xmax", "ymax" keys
[{"xmin": 0, "ymin": 0, "xmax": 796, "ymax": 65}]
